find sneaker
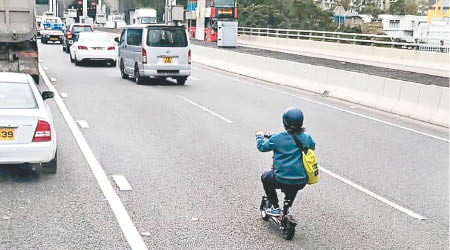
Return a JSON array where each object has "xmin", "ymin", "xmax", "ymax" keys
[{"xmin": 265, "ymin": 206, "xmax": 282, "ymax": 216}]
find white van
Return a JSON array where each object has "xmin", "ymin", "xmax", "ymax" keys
[{"xmin": 116, "ymin": 25, "xmax": 191, "ymax": 85}]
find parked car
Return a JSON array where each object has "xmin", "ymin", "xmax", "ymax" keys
[
  {"xmin": 116, "ymin": 25, "xmax": 191, "ymax": 85},
  {"xmin": 62, "ymin": 23, "xmax": 94, "ymax": 53},
  {"xmin": 0, "ymin": 72, "xmax": 57, "ymax": 173},
  {"xmin": 70, "ymin": 32, "xmax": 117, "ymax": 66}
]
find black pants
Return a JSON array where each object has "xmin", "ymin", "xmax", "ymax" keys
[{"xmin": 261, "ymin": 170, "xmax": 306, "ymax": 208}]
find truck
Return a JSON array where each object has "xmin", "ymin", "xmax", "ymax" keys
[
  {"xmin": 0, "ymin": 0, "xmax": 40, "ymax": 84},
  {"xmin": 132, "ymin": 8, "xmax": 157, "ymax": 24},
  {"xmin": 40, "ymin": 16, "xmax": 64, "ymax": 44}
]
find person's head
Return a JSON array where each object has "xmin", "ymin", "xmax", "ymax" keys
[{"xmin": 282, "ymin": 107, "xmax": 304, "ymax": 133}]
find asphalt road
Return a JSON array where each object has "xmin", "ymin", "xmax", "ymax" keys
[{"xmin": 1, "ymin": 42, "xmax": 448, "ymax": 250}]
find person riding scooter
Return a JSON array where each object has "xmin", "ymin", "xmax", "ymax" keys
[{"xmin": 256, "ymin": 107, "xmax": 316, "ymax": 216}]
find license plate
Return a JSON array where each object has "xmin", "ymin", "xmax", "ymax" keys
[
  {"xmin": 0, "ymin": 128, "xmax": 15, "ymax": 141},
  {"xmin": 163, "ymin": 57, "xmax": 173, "ymax": 63},
  {"xmin": 92, "ymin": 47, "xmax": 103, "ymax": 50},
  {"xmin": 50, "ymin": 37, "xmax": 58, "ymax": 40}
]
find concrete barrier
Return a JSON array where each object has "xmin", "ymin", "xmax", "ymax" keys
[
  {"xmin": 409, "ymin": 85, "xmax": 442, "ymax": 122},
  {"xmin": 391, "ymin": 82, "xmax": 421, "ymax": 116},
  {"xmin": 238, "ymin": 35, "xmax": 450, "ymax": 74},
  {"xmin": 358, "ymin": 75, "xmax": 385, "ymax": 107},
  {"xmin": 430, "ymin": 89, "xmax": 449, "ymax": 127},
  {"xmin": 191, "ymin": 44, "xmax": 449, "ymax": 127},
  {"xmin": 376, "ymin": 79, "xmax": 402, "ymax": 112}
]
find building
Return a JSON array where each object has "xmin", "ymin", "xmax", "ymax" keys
[
  {"xmin": 427, "ymin": 0, "xmax": 450, "ymax": 22},
  {"xmin": 379, "ymin": 14, "xmax": 428, "ymax": 42}
]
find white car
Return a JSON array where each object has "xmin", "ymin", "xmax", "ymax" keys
[
  {"xmin": 70, "ymin": 32, "xmax": 117, "ymax": 66},
  {"xmin": 0, "ymin": 72, "xmax": 57, "ymax": 173}
]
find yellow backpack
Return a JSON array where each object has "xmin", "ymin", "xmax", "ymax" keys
[{"xmin": 291, "ymin": 134, "xmax": 319, "ymax": 185}]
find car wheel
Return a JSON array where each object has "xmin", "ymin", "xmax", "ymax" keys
[
  {"xmin": 62, "ymin": 45, "xmax": 66, "ymax": 52},
  {"xmin": 110, "ymin": 60, "xmax": 117, "ymax": 67},
  {"xmin": 41, "ymin": 38, "xmax": 47, "ymax": 44},
  {"xmin": 70, "ymin": 52, "xmax": 75, "ymax": 63},
  {"xmin": 134, "ymin": 65, "xmax": 144, "ymax": 85},
  {"xmin": 120, "ymin": 61, "xmax": 128, "ymax": 79},
  {"xmin": 75, "ymin": 55, "xmax": 81, "ymax": 66},
  {"xmin": 42, "ymin": 151, "xmax": 57, "ymax": 174},
  {"xmin": 176, "ymin": 77, "xmax": 187, "ymax": 85},
  {"xmin": 66, "ymin": 45, "xmax": 70, "ymax": 54}
]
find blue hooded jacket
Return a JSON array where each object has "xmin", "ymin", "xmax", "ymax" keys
[{"xmin": 256, "ymin": 131, "xmax": 315, "ymax": 185}]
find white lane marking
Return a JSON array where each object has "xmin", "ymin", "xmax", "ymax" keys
[
  {"xmin": 320, "ymin": 165, "xmax": 426, "ymax": 220},
  {"xmin": 177, "ymin": 95, "xmax": 233, "ymax": 124},
  {"xmin": 50, "ymin": 77, "xmax": 57, "ymax": 82},
  {"xmin": 43, "ymin": 67, "xmax": 49, "ymax": 70},
  {"xmin": 39, "ymin": 60, "xmax": 43, "ymax": 63},
  {"xmin": 198, "ymin": 66, "xmax": 448, "ymax": 142},
  {"xmin": 190, "ymin": 76, "xmax": 199, "ymax": 81},
  {"xmin": 39, "ymin": 64, "xmax": 148, "ymax": 250},
  {"xmin": 191, "ymin": 66, "xmax": 200, "ymax": 70},
  {"xmin": 76, "ymin": 120, "xmax": 90, "ymax": 129},
  {"xmin": 112, "ymin": 175, "xmax": 133, "ymax": 191},
  {"xmin": 60, "ymin": 92, "xmax": 69, "ymax": 98}
]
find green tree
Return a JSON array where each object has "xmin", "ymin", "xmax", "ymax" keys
[
  {"xmin": 405, "ymin": 0, "xmax": 418, "ymax": 14},
  {"xmin": 360, "ymin": 3, "xmax": 383, "ymax": 17},
  {"xmin": 389, "ymin": 0, "xmax": 408, "ymax": 15}
]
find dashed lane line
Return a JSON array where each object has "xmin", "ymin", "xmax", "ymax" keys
[
  {"xmin": 112, "ymin": 175, "xmax": 133, "ymax": 191},
  {"xmin": 319, "ymin": 165, "xmax": 426, "ymax": 220},
  {"xmin": 177, "ymin": 95, "xmax": 233, "ymax": 124},
  {"xmin": 39, "ymin": 64, "xmax": 148, "ymax": 250}
]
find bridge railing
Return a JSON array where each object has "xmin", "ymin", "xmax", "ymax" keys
[{"xmin": 238, "ymin": 27, "xmax": 449, "ymax": 53}]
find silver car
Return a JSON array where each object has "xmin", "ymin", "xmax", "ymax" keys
[
  {"xmin": 0, "ymin": 72, "xmax": 57, "ymax": 173},
  {"xmin": 117, "ymin": 25, "xmax": 191, "ymax": 85}
]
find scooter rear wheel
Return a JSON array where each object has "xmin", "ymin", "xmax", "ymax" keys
[{"xmin": 260, "ymin": 196, "xmax": 270, "ymax": 221}]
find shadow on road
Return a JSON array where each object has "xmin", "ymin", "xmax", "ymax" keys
[
  {"xmin": 0, "ymin": 165, "xmax": 40, "ymax": 183},
  {"xmin": 123, "ymin": 77, "xmax": 187, "ymax": 87}
]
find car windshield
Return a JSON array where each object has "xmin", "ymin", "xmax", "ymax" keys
[
  {"xmin": 73, "ymin": 26, "xmax": 92, "ymax": 33},
  {"xmin": 43, "ymin": 18, "xmax": 61, "ymax": 24},
  {"xmin": 78, "ymin": 33, "xmax": 110, "ymax": 42},
  {"xmin": 0, "ymin": 83, "xmax": 37, "ymax": 109},
  {"xmin": 140, "ymin": 17, "xmax": 156, "ymax": 24},
  {"xmin": 146, "ymin": 27, "xmax": 187, "ymax": 47}
]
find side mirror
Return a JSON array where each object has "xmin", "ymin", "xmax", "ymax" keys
[
  {"xmin": 42, "ymin": 91, "xmax": 54, "ymax": 101},
  {"xmin": 114, "ymin": 37, "xmax": 120, "ymax": 43}
]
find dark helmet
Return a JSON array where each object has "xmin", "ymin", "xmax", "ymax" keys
[{"xmin": 282, "ymin": 107, "xmax": 304, "ymax": 132}]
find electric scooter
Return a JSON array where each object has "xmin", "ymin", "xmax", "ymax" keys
[
  {"xmin": 258, "ymin": 133, "xmax": 297, "ymax": 240},
  {"xmin": 260, "ymin": 195, "xmax": 297, "ymax": 240}
]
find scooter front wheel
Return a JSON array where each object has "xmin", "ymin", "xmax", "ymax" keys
[{"xmin": 281, "ymin": 221, "xmax": 296, "ymax": 240}]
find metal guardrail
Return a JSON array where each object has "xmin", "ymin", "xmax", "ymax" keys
[{"xmin": 238, "ymin": 27, "xmax": 449, "ymax": 53}]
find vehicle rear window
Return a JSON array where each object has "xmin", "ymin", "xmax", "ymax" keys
[
  {"xmin": 72, "ymin": 26, "xmax": 92, "ymax": 33},
  {"xmin": 0, "ymin": 83, "xmax": 37, "ymax": 109},
  {"xmin": 78, "ymin": 33, "xmax": 110, "ymax": 42},
  {"xmin": 146, "ymin": 27, "xmax": 187, "ymax": 47}
]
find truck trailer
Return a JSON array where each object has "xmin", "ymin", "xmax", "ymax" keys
[{"xmin": 0, "ymin": 0, "xmax": 40, "ymax": 84}]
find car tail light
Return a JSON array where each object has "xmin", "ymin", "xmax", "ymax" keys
[
  {"xmin": 78, "ymin": 45, "xmax": 88, "ymax": 50},
  {"xmin": 188, "ymin": 49, "xmax": 191, "ymax": 64},
  {"xmin": 108, "ymin": 46, "xmax": 115, "ymax": 50},
  {"xmin": 33, "ymin": 120, "xmax": 51, "ymax": 142},
  {"xmin": 67, "ymin": 33, "xmax": 72, "ymax": 39},
  {"xmin": 142, "ymin": 48, "xmax": 147, "ymax": 64}
]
